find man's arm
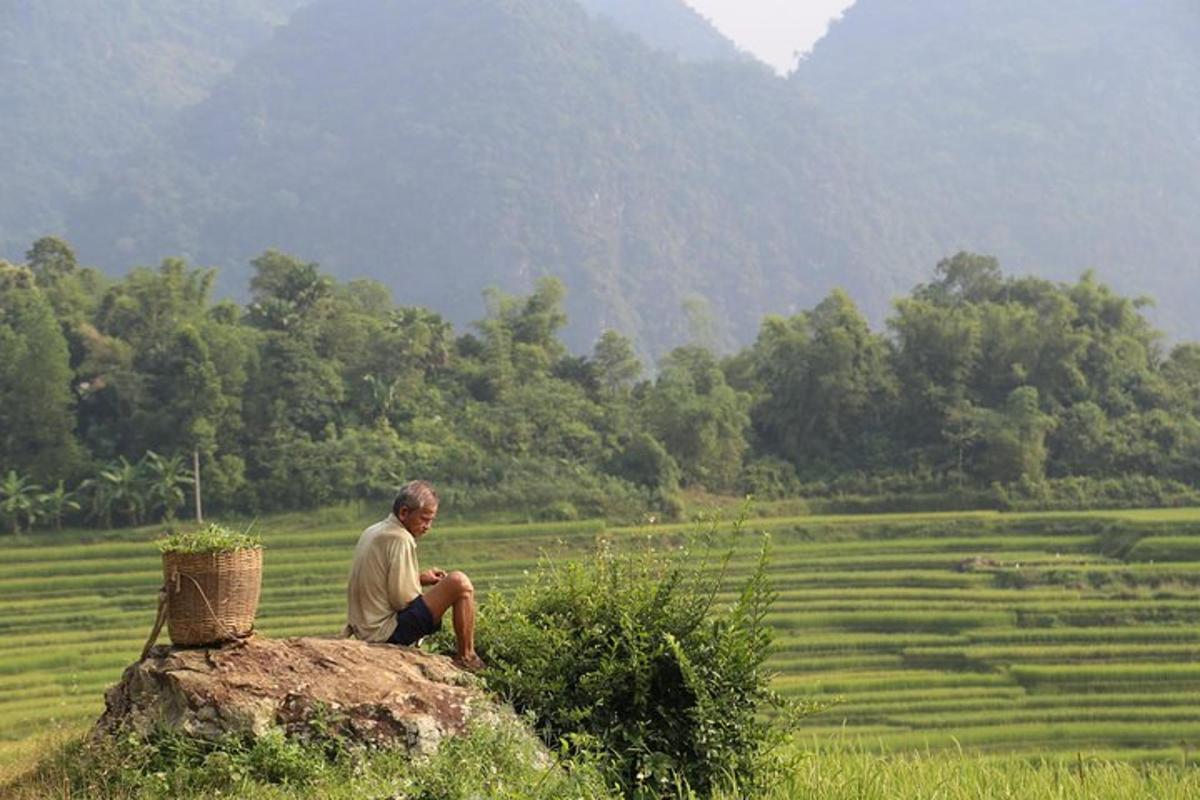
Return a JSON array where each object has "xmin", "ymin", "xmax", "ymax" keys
[{"xmin": 420, "ymin": 568, "xmax": 447, "ymax": 586}]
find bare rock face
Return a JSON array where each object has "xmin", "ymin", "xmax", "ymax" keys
[{"xmin": 96, "ymin": 636, "xmax": 496, "ymax": 756}]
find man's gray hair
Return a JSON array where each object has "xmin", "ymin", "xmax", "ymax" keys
[{"xmin": 393, "ymin": 480, "xmax": 439, "ymax": 516}]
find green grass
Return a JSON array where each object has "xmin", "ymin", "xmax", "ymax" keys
[
  {"xmin": 8, "ymin": 728, "xmax": 1200, "ymax": 799},
  {"xmin": 6, "ymin": 505, "xmax": 1200, "ymax": 775}
]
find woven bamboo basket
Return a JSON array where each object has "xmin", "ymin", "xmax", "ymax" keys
[{"xmin": 163, "ymin": 547, "xmax": 262, "ymax": 646}]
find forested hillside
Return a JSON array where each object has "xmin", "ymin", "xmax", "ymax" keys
[
  {"xmin": 5, "ymin": 238, "xmax": 1200, "ymax": 532},
  {"xmin": 0, "ymin": 0, "xmax": 309, "ymax": 259},
  {"xmin": 796, "ymin": 0, "xmax": 1200, "ymax": 338},
  {"xmin": 2, "ymin": 0, "xmax": 1198, "ymax": 353},
  {"xmin": 575, "ymin": 0, "xmax": 746, "ymax": 63},
  {"xmin": 61, "ymin": 0, "xmax": 927, "ymax": 355}
]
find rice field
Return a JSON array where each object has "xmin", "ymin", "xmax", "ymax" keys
[{"xmin": 3, "ymin": 505, "xmax": 1200, "ymax": 774}]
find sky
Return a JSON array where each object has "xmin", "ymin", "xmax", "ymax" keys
[{"xmin": 683, "ymin": 0, "xmax": 857, "ymax": 73}]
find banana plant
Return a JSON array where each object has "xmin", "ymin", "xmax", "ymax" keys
[
  {"xmin": 37, "ymin": 481, "xmax": 80, "ymax": 532},
  {"xmin": 0, "ymin": 470, "xmax": 41, "ymax": 534},
  {"xmin": 84, "ymin": 457, "xmax": 147, "ymax": 527},
  {"xmin": 141, "ymin": 450, "xmax": 193, "ymax": 522}
]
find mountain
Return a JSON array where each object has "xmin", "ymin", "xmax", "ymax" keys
[
  {"xmin": 575, "ymin": 0, "xmax": 746, "ymax": 64},
  {"xmin": 64, "ymin": 0, "xmax": 927, "ymax": 354},
  {"xmin": 12, "ymin": 0, "xmax": 1196, "ymax": 352},
  {"xmin": 796, "ymin": 0, "xmax": 1200, "ymax": 338},
  {"xmin": 0, "ymin": 0, "xmax": 311, "ymax": 258}
]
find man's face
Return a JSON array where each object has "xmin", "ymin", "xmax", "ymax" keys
[{"xmin": 399, "ymin": 503, "xmax": 438, "ymax": 538}]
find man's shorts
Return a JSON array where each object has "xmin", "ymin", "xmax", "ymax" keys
[{"xmin": 387, "ymin": 595, "xmax": 441, "ymax": 646}]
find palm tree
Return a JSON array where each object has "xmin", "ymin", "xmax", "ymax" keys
[
  {"xmin": 0, "ymin": 470, "xmax": 42, "ymax": 534},
  {"xmin": 37, "ymin": 481, "xmax": 80, "ymax": 532},
  {"xmin": 141, "ymin": 451, "xmax": 193, "ymax": 522},
  {"xmin": 85, "ymin": 457, "xmax": 148, "ymax": 528}
]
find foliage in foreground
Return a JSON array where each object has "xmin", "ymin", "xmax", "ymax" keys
[
  {"xmin": 8, "ymin": 728, "xmax": 1200, "ymax": 800},
  {"xmin": 2, "ymin": 720, "xmax": 614, "ymax": 800},
  {"xmin": 465, "ymin": 511, "xmax": 817, "ymax": 797}
]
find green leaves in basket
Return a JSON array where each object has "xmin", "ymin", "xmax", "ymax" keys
[{"xmin": 158, "ymin": 523, "xmax": 262, "ymax": 554}]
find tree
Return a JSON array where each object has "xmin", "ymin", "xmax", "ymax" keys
[
  {"xmin": 606, "ymin": 432, "xmax": 680, "ymax": 493},
  {"xmin": 245, "ymin": 331, "xmax": 346, "ymax": 439},
  {"xmin": 141, "ymin": 451, "xmax": 194, "ymax": 522},
  {"xmin": 246, "ymin": 250, "xmax": 334, "ymax": 332},
  {"xmin": 475, "ymin": 278, "xmax": 570, "ymax": 388},
  {"xmin": 36, "ymin": 481, "xmax": 80, "ymax": 532},
  {"xmin": 85, "ymin": 457, "xmax": 148, "ymax": 528},
  {"xmin": 747, "ymin": 291, "xmax": 896, "ymax": 473},
  {"xmin": 1162, "ymin": 343, "xmax": 1200, "ymax": 417},
  {"xmin": 133, "ymin": 325, "xmax": 223, "ymax": 455},
  {"xmin": 386, "ymin": 307, "xmax": 453, "ymax": 375},
  {"xmin": 591, "ymin": 330, "xmax": 642, "ymax": 398},
  {"xmin": 942, "ymin": 399, "xmax": 983, "ymax": 489},
  {"xmin": 643, "ymin": 346, "xmax": 749, "ymax": 491},
  {"xmin": 95, "ymin": 258, "xmax": 215, "ymax": 348},
  {"xmin": 0, "ymin": 262, "xmax": 83, "ymax": 482},
  {"xmin": 974, "ymin": 387, "xmax": 1055, "ymax": 483},
  {"xmin": 915, "ymin": 252, "xmax": 1004, "ymax": 306},
  {"xmin": 26, "ymin": 236, "xmax": 79, "ymax": 283},
  {"xmin": 0, "ymin": 471, "xmax": 41, "ymax": 534},
  {"xmin": 888, "ymin": 297, "xmax": 982, "ymax": 460},
  {"xmin": 1067, "ymin": 270, "xmax": 1163, "ymax": 416},
  {"xmin": 1048, "ymin": 401, "xmax": 1112, "ymax": 477}
]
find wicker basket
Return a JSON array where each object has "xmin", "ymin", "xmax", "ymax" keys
[{"xmin": 163, "ymin": 547, "xmax": 262, "ymax": 647}]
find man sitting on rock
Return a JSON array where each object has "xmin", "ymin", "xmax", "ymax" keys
[{"xmin": 344, "ymin": 480, "xmax": 485, "ymax": 671}]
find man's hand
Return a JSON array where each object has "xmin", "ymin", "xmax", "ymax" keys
[{"xmin": 419, "ymin": 568, "xmax": 447, "ymax": 586}]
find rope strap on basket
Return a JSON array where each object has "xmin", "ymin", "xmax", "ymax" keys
[{"xmin": 140, "ymin": 587, "xmax": 169, "ymax": 661}]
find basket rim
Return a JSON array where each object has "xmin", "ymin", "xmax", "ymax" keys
[{"xmin": 160, "ymin": 545, "xmax": 264, "ymax": 556}]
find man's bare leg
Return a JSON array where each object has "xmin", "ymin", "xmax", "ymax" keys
[
  {"xmin": 421, "ymin": 571, "xmax": 484, "ymax": 668},
  {"xmin": 451, "ymin": 593, "xmax": 476, "ymax": 659}
]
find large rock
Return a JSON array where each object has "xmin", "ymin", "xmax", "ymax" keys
[{"xmin": 96, "ymin": 636, "xmax": 497, "ymax": 755}]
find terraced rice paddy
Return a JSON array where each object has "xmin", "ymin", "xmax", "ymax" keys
[{"xmin": 2, "ymin": 506, "xmax": 1200, "ymax": 771}]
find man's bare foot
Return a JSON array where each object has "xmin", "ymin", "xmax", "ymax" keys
[{"xmin": 452, "ymin": 653, "xmax": 486, "ymax": 673}]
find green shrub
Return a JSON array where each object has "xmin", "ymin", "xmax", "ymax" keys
[
  {"xmin": 738, "ymin": 457, "xmax": 801, "ymax": 501},
  {"xmin": 158, "ymin": 523, "xmax": 261, "ymax": 554},
  {"xmin": 4, "ymin": 726, "xmax": 328, "ymax": 798},
  {"xmin": 469, "ymin": 510, "xmax": 815, "ymax": 797}
]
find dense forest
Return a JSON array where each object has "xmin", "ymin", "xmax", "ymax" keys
[{"xmin": 4, "ymin": 237, "xmax": 1200, "ymax": 532}]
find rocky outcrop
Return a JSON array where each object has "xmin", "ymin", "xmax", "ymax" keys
[{"xmin": 96, "ymin": 636, "xmax": 497, "ymax": 755}]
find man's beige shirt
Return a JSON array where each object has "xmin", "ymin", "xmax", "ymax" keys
[{"xmin": 345, "ymin": 514, "xmax": 421, "ymax": 642}]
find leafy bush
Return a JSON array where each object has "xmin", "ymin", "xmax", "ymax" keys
[
  {"xmin": 469, "ymin": 511, "xmax": 814, "ymax": 797},
  {"xmin": 738, "ymin": 457, "xmax": 801, "ymax": 500},
  {"xmin": 158, "ymin": 523, "xmax": 261, "ymax": 555},
  {"xmin": 606, "ymin": 432, "xmax": 682, "ymax": 494}
]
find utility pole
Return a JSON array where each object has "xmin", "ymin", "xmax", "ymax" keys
[{"xmin": 193, "ymin": 448, "xmax": 203, "ymax": 525}]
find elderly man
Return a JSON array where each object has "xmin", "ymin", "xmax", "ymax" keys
[{"xmin": 344, "ymin": 480, "xmax": 484, "ymax": 671}]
